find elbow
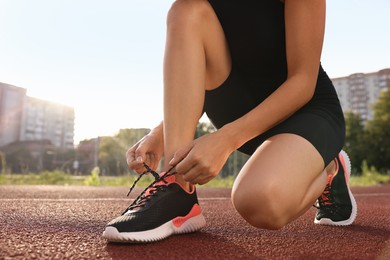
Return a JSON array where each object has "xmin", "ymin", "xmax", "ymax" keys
[
  {"xmin": 302, "ymin": 85, "xmax": 315, "ymax": 104},
  {"xmin": 288, "ymin": 74, "xmax": 317, "ymax": 105}
]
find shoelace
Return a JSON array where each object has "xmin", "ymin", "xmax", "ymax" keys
[
  {"xmin": 122, "ymin": 163, "xmax": 176, "ymax": 214},
  {"xmin": 315, "ymin": 182, "xmax": 333, "ymax": 209}
]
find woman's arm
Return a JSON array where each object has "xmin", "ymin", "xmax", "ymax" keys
[
  {"xmin": 170, "ymin": 0, "xmax": 327, "ymax": 184},
  {"xmin": 220, "ymin": 0, "xmax": 326, "ymax": 150}
]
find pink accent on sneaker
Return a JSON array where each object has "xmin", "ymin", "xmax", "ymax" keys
[
  {"xmin": 143, "ymin": 172, "xmax": 176, "ymax": 197},
  {"xmin": 172, "ymin": 204, "xmax": 202, "ymax": 228},
  {"xmin": 156, "ymin": 172, "xmax": 195, "ymax": 194},
  {"xmin": 144, "ymin": 172, "xmax": 194, "ymax": 198},
  {"xmin": 338, "ymin": 152, "xmax": 349, "ymax": 184},
  {"xmin": 158, "ymin": 172, "xmax": 176, "ymax": 184}
]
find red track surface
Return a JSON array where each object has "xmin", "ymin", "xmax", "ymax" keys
[{"xmin": 1, "ymin": 185, "xmax": 389, "ymax": 259}]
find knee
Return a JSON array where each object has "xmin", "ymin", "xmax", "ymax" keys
[
  {"xmin": 167, "ymin": 0, "xmax": 212, "ymax": 29},
  {"xmin": 231, "ymin": 182, "xmax": 290, "ymax": 230}
]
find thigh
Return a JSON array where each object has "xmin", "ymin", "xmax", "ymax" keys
[
  {"xmin": 167, "ymin": 0, "xmax": 231, "ymax": 91},
  {"xmin": 236, "ymin": 111, "xmax": 345, "ymax": 166},
  {"xmin": 203, "ymin": 5, "xmax": 231, "ymax": 92},
  {"xmin": 232, "ymin": 133, "xmax": 326, "ymax": 213}
]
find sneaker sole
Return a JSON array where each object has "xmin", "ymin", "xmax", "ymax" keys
[
  {"xmin": 103, "ymin": 204, "xmax": 206, "ymax": 243},
  {"xmin": 314, "ymin": 150, "xmax": 358, "ymax": 226}
]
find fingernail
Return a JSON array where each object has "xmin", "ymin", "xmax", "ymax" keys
[
  {"xmin": 169, "ymin": 158, "xmax": 174, "ymax": 165},
  {"xmin": 136, "ymin": 156, "xmax": 143, "ymax": 163}
]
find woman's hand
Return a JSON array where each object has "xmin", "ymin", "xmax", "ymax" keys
[
  {"xmin": 169, "ymin": 129, "xmax": 237, "ymax": 185},
  {"xmin": 126, "ymin": 123, "xmax": 164, "ymax": 174}
]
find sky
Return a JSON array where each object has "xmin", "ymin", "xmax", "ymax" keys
[{"xmin": 1, "ymin": 0, "xmax": 389, "ymax": 144}]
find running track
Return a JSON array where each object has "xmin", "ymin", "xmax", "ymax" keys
[{"xmin": 0, "ymin": 185, "xmax": 389, "ymax": 259}]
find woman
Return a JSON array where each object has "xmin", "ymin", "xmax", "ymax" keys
[{"xmin": 103, "ymin": 0, "xmax": 357, "ymax": 243}]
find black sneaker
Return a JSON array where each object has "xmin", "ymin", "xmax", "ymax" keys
[
  {"xmin": 102, "ymin": 164, "xmax": 206, "ymax": 243},
  {"xmin": 314, "ymin": 150, "xmax": 357, "ymax": 226}
]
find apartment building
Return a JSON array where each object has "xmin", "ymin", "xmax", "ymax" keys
[
  {"xmin": 20, "ymin": 97, "xmax": 75, "ymax": 149},
  {"xmin": 0, "ymin": 82, "xmax": 74, "ymax": 149},
  {"xmin": 0, "ymin": 83, "xmax": 26, "ymax": 147},
  {"xmin": 332, "ymin": 68, "xmax": 390, "ymax": 121}
]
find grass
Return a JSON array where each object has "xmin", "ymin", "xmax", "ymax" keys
[
  {"xmin": 0, "ymin": 170, "xmax": 389, "ymax": 187},
  {"xmin": 0, "ymin": 172, "xmax": 147, "ymax": 186},
  {"xmin": 350, "ymin": 170, "xmax": 390, "ymax": 187},
  {"xmin": 0, "ymin": 172, "xmax": 236, "ymax": 187},
  {"xmin": 349, "ymin": 160, "xmax": 390, "ymax": 187},
  {"xmin": 0, "ymin": 171, "xmax": 77, "ymax": 186}
]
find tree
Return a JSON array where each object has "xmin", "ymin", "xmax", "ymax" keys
[
  {"xmin": 116, "ymin": 128, "xmax": 150, "ymax": 149},
  {"xmin": 2, "ymin": 140, "xmax": 56, "ymax": 173},
  {"xmin": 94, "ymin": 123, "xmax": 250, "ymax": 177},
  {"xmin": 365, "ymin": 89, "xmax": 390, "ymax": 171},
  {"xmin": 99, "ymin": 136, "xmax": 128, "ymax": 176},
  {"xmin": 98, "ymin": 128, "xmax": 150, "ymax": 175},
  {"xmin": 343, "ymin": 112, "xmax": 366, "ymax": 174}
]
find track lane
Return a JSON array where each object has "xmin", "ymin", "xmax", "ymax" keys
[{"xmin": 0, "ymin": 185, "xmax": 389, "ymax": 259}]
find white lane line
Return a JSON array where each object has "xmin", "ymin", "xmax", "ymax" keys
[{"xmin": 354, "ymin": 193, "xmax": 390, "ymax": 197}]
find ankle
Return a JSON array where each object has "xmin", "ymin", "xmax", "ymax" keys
[
  {"xmin": 325, "ymin": 159, "xmax": 337, "ymax": 176},
  {"xmin": 163, "ymin": 162, "xmax": 191, "ymax": 191},
  {"xmin": 174, "ymin": 174, "xmax": 191, "ymax": 192}
]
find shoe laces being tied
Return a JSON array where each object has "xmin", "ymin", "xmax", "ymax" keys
[
  {"xmin": 314, "ymin": 174, "xmax": 336, "ymax": 209},
  {"xmin": 316, "ymin": 182, "xmax": 332, "ymax": 208},
  {"xmin": 122, "ymin": 163, "xmax": 176, "ymax": 214}
]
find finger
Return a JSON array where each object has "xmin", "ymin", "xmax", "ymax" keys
[
  {"xmin": 197, "ymin": 175, "xmax": 214, "ymax": 185},
  {"xmin": 128, "ymin": 157, "xmax": 143, "ymax": 170},
  {"xmin": 127, "ymin": 152, "xmax": 145, "ymax": 174},
  {"xmin": 169, "ymin": 144, "xmax": 193, "ymax": 166},
  {"xmin": 126, "ymin": 148, "xmax": 136, "ymax": 166},
  {"xmin": 182, "ymin": 159, "xmax": 215, "ymax": 185},
  {"xmin": 132, "ymin": 164, "xmax": 146, "ymax": 174},
  {"xmin": 181, "ymin": 164, "xmax": 198, "ymax": 183},
  {"xmin": 184, "ymin": 167, "xmax": 200, "ymax": 184},
  {"xmin": 127, "ymin": 158, "xmax": 145, "ymax": 174},
  {"xmin": 134, "ymin": 145, "xmax": 146, "ymax": 164},
  {"xmin": 187, "ymin": 172, "xmax": 213, "ymax": 185},
  {"xmin": 149, "ymin": 153, "xmax": 159, "ymax": 171},
  {"xmin": 146, "ymin": 153, "xmax": 156, "ymax": 171}
]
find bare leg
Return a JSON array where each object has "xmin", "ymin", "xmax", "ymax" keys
[
  {"xmin": 232, "ymin": 134, "xmax": 329, "ymax": 229},
  {"xmin": 163, "ymin": 0, "xmax": 231, "ymax": 188},
  {"xmin": 325, "ymin": 158, "xmax": 337, "ymax": 175}
]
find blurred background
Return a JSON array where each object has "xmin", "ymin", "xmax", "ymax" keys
[{"xmin": 0, "ymin": 0, "xmax": 389, "ymax": 183}]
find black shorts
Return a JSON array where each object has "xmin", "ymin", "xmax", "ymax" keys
[{"xmin": 203, "ymin": 0, "xmax": 345, "ymax": 166}]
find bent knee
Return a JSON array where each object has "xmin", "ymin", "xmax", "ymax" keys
[
  {"xmin": 167, "ymin": 0, "xmax": 213, "ymax": 28},
  {"xmin": 231, "ymin": 186, "xmax": 290, "ymax": 230}
]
